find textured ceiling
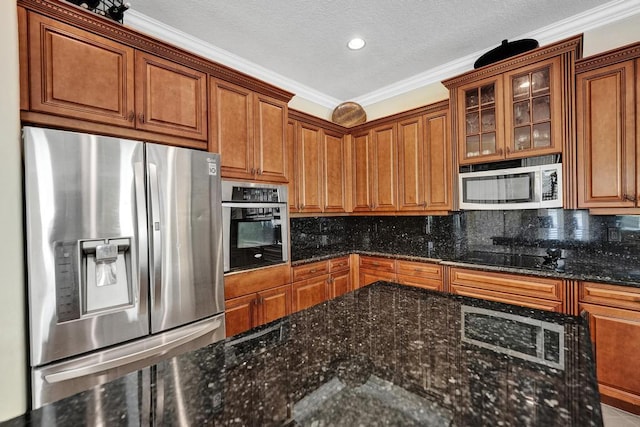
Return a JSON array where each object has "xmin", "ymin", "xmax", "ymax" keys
[{"xmin": 128, "ymin": 0, "xmax": 613, "ymax": 102}]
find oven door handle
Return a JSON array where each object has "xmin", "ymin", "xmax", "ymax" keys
[{"xmin": 221, "ymin": 202, "xmax": 287, "ymax": 209}]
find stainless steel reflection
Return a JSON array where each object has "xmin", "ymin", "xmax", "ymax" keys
[{"xmin": 24, "ymin": 127, "xmax": 148, "ymax": 367}]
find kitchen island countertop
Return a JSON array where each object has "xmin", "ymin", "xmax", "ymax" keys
[{"xmin": 4, "ymin": 282, "xmax": 602, "ymax": 426}]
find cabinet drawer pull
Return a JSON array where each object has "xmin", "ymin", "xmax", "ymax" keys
[{"xmin": 309, "ymin": 269, "xmax": 317, "ymax": 274}]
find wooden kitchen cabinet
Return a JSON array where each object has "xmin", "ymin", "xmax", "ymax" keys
[
  {"xmin": 448, "ymin": 267, "xmax": 564, "ymax": 312},
  {"xmin": 351, "ymin": 124, "xmax": 398, "ymax": 212},
  {"xmin": 210, "ymin": 78, "xmax": 288, "ymax": 183},
  {"xmin": 288, "ymin": 111, "xmax": 349, "ymax": 214},
  {"xmin": 444, "ymin": 36, "xmax": 581, "ymax": 166},
  {"xmin": 27, "ymin": 13, "xmax": 207, "ymax": 142},
  {"xmin": 576, "ymin": 45, "xmax": 640, "ymax": 210},
  {"xmin": 225, "ymin": 284, "xmax": 292, "ymax": 337},
  {"xmin": 27, "ymin": 13, "xmax": 136, "ymax": 129},
  {"xmin": 579, "ymin": 281, "xmax": 640, "ymax": 413},
  {"xmin": 395, "ymin": 260, "xmax": 443, "ymax": 291},
  {"xmin": 135, "ymin": 51, "xmax": 208, "ymax": 140},
  {"xmin": 291, "ymin": 256, "xmax": 352, "ymax": 311},
  {"xmin": 358, "ymin": 255, "xmax": 396, "ymax": 288},
  {"xmin": 397, "ymin": 102, "xmax": 452, "ymax": 212}
]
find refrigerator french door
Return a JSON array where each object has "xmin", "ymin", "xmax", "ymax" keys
[{"xmin": 24, "ymin": 127, "xmax": 225, "ymax": 408}]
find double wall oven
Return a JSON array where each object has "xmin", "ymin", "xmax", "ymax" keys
[{"xmin": 222, "ymin": 180, "xmax": 289, "ymax": 272}]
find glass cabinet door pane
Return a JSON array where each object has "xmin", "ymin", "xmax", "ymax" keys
[
  {"xmin": 480, "ymin": 84, "xmax": 495, "ymax": 105},
  {"xmin": 514, "ymin": 126, "xmax": 531, "ymax": 151},
  {"xmin": 532, "ymin": 96, "xmax": 550, "ymax": 122},
  {"xmin": 512, "ymin": 75, "xmax": 530, "ymax": 99},
  {"xmin": 466, "ymin": 135, "xmax": 480, "ymax": 157},
  {"xmin": 465, "ymin": 89, "xmax": 479, "ymax": 109},
  {"xmin": 513, "ymin": 100, "xmax": 530, "ymax": 126},
  {"xmin": 533, "ymin": 122, "xmax": 551, "ymax": 147},
  {"xmin": 481, "ymin": 108, "xmax": 495, "ymax": 132},
  {"xmin": 466, "ymin": 112, "xmax": 479, "ymax": 134},
  {"xmin": 481, "ymin": 133, "xmax": 496, "ymax": 155},
  {"xmin": 532, "ymin": 68, "xmax": 550, "ymax": 94}
]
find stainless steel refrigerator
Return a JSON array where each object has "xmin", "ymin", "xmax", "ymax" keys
[{"xmin": 23, "ymin": 126, "xmax": 225, "ymax": 408}]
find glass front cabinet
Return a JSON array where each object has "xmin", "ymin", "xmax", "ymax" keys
[{"xmin": 446, "ymin": 38, "xmax": 580, "ymax": 166}]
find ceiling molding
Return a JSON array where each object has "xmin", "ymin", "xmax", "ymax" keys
[
  {"xmin": 126, "ymin": 0, "xmax": 640, "ymax": 110},
  {"xmin": 125, "ymin": 10, "xmax": 341, "ymax": 109},
  {"xmin": 354, "ymin": 0, "xmax": 640, "ymax": 107}
]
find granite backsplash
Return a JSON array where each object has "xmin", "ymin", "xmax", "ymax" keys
[{"xmin": 290, "ymin": 210, "xmax": 640, "ymax": 271}]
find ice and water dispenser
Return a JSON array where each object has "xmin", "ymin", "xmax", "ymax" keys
[{"xmin": 55, "ymin": 237, "xmax": 134, "ymax": 323}]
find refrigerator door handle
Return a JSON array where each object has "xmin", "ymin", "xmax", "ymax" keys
[
  {"xmin": 148, "ymin": 163, "xmax": 163, "ymax": 311},
  {"xmin": 43, "ymin": 317, "xmax": 223, "ymax": 384},
  {"xmin": 134, "ymin": 162, "xmax": 147, "ymax": 305}
]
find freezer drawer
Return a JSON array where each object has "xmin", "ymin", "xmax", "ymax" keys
[{"xmin": 32, "ymin": 314, "xmax": 225, "ymax": 409}]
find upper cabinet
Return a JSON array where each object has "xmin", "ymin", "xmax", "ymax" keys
[
  {"xmin": 210, "ymin": 79, "xmax": 288, "ymax": 183},
  {"xmin": 575, "ymin": 43, "xmax": 640, "ymax": 211},
  {"xmin": 19, "ymin": 0, "xmax": 293, "ymax": 151},
  {"xmin": 288, "ymin": 110, "xmax": 349, "ymax": 214},
  {"xmin": 397, "ymin": 102, "xmax": 452, "ymax": 212},
  {"xmin": 352, "ymin": 123, "xmax": 398, "ymax": 212},
  {"xmin": 444, "ymin": 36, "xmax": 581, "ymax": 166}
]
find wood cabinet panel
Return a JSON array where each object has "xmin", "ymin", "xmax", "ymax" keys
[
  {"xmin": 28, "ymin": 13, "xmax": 135, "ymax": 127},
  {"xmin": 224, "ymin": 263, "xmax": 291, "ymax": 300},
  {"xmin": 286, "ymin": 119, "xmax": 298, "ymax": 212},
  {"xmin": 359, "ymin": 269, "xmax": 396, "ymax": 288},
  {"xmin": 329, "ymin": 256, "xmax": 350, "ymax": 272},
  {"xmin": 359, "ymin": 256, "xmax": 395, "ymax": 272},
  {"xmin": 297, "ymin": 122, "xmax": 323, "ymax": 213},
  {"xmin": 576, "ymin": 60, "xmax": 637, "ymax": 208},
  {"xmin": 424, "ymin": 109, "xmax": 452, "ymax": 210},
  {"xmin": 396, "ymin": 260, "xmax": 442, "ymax": 280},
  {"xmin": 371, "ymin": 124, "xmax": 398, "ymax": 211},
  {"xmin": 580, "ymin": 281, "xmax": 640, "ymax": 311},
  {"xmin": 323, "ymin": 130, "xmax": 348, "ymax": 212},
  {"xmin": 210, "ymin": 79, "xmax": 253, "ymax": 177},
  {"xmin": 135, "ymin": 51, "xmax": 207, "ymax": 140},
  {"xmin": 580, "ymin": 302, "xmax": 640, "ymax": 409},
  {"xmin": 451, "ymin": 285, "xmax": 563, "ymax": 312},
  {"xmin": 352, "ymin": 131, "xmax": 372, "ymax": 212},
  {"xmin": 329, "ymin": 270, "xmax": 351, "ymax": 299},
  {"xmin": 293, "ymin": 275, "xmax": 328, "ymax": 312},
  {"xmin": 254, "ymin": 94, "xmax": 287, "ymax": 182},
  {"xmin": 258, "ymin": 284, "xmax": 291, "ymax": 325},
  {"xmin": 225, "ymin": 294, "xmax": 256, "ymax": 337},
  {"xmin": 449, "ymin": 268, "xmax": 563, "ymax": 302},
  {"xmin": 396, "ymin": 274, "xmax": 441, "ymax": 291},
  {"xmin": 397, "ymin": 116, "xmax": 425, "ymax": 210},
  {"xmin": 291, "ymin": 260, "xmax": 329, "ymax": 282}
]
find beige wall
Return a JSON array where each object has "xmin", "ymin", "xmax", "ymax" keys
[{"xmin": 0, "ymin": 0, "xmax": 27, "ymax": 422}]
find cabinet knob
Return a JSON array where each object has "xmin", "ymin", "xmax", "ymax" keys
[
  {"xmin": 257, "ymin": 168, "xmax": 262, "ymax": 175},
  {"xmin": 497, "ymin": 148, "xmax": 503, "ymax": 156},
  {"xmin": 128, "ymin": 111, "xmax": 135, "ymax": 122},
  {"xmin": 624, "ymin": 194, "xmax": 637, "ymax": 202},
  {"xmin": 139, "ymin": 113, "xmax": 145, "ymax": 124},
  {"xmin": 300, "ymin": 204, "xmax": 305, "ymax": 209},
  {"xmin": 250, "ymin": 168, "xmax": 256, "ymax": 175},
  {"xmin": 505, "ymin": 147, "xmax": 511, "ymax": 154}
]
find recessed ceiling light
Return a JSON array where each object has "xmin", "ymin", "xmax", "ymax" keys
[{"xmin": 347, "ymin": 38, "xmax": 366, "ymax": 50}]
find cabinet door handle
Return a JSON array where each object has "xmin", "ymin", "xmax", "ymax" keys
[
  {"xmin": 624, "ymin": 194, "xmax": 637, "ymax": 202},
  {"xmin": 506, "ymin": 147, "xmax": 511, "ymax": 154},
  {"xmin": 300, "ymin": 204, "xmax": 305, "ymax": 210},
  {"xmin": 497, "ymin": 148, "xmax": 503, "ymax": 156},
  {"xmin": 139, "ymin": 113, "xmax": 145, "ymax": 124},
  {"xmin": 250, "ymin": 168, "xmax": 256, "ymax": 175},
  {"xmin": 257, "ymin": 169, "xmax": 262, "ymax": 175},
  {"xmin": 128, "ymin": 111, "xmax": 135, "ymax": 122}
]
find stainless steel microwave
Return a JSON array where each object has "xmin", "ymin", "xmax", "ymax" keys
[
  {"xmin": 221, "ymin": 180, "xmax": 289, "ymax": 273},
  {"xmin": 459, "ymin": 163, "xmax": 562, "ymax": 210}
]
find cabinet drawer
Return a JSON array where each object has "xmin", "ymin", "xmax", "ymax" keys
[
  {"xmin": 359, "ymin": 256, "xmax": 395, "ymax": 272},
  {"xmin": 359, "ymin": 269, "xmax": 397, "ymax": 288},
  {"xmin": 329, "ymin": 256, "xmax": 350, "ymax": 272},
  {"xmin": 580, "ymin": 282, "xmax": 640, "ymax": 312},
  {"xmin": 396, "ymin": 274, "xmax": 442, "ymax": 291},
  {"xmin": 396, "ymin": 260, "xmax": 442, "ymax": 279},
  {"xmin": 291, "ymin": 260, "xmax": 329, "ymax": 282},
  {"xmin": 451, "ymin": 285, "xmax": 563, "ymax": 312},
  {"xmin": 449, "ymin": 268, "xmax": 563, "ymax": 301}
]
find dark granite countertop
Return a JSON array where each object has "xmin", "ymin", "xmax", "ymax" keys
[
  {"xmin": 291, "ymin": 250, "xmax": 640, "ymax": 288},
  {"xmin": 4, "ymin": 282, "xmax": 602, "ymax": 426}
]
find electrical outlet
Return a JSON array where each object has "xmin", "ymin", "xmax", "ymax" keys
[{"xmin": 608, "ymin": 227, "xmax": 621, "ymax": 242}]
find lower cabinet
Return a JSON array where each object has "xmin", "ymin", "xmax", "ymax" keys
[
  {"xmin": 358, "ymin": 255, "xmax": 396, "ymax": 288},
  {"xmin": 291, "ymin": 256, "xmax": 352, "ymax": 312},
  {"xmin": 395, "ymin": 260, "xmax": 443, "ymax": 291},
  {"xmin": 579, "ymin": 281, "xmax": 640, "ymax": 413},
  {"xmin": 448, "ymin": 267, "xmax": 564, "ymax": 312},
  {"xmin": 225, "ymin": 284, "xmax": 292, "ymax": 337}
]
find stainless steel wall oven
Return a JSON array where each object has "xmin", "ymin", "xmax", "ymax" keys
[{"xmin": 222, "ymin": 180, "xmax": 288, "ymax": 272}]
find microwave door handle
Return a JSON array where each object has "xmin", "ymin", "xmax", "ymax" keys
[
  {"xmin": 148, "ymin": 163, "xmax": 162, "ymax": 312},
  {"xmin": 134, "ymin": 162, "xmax": 147, "ymax": 304}
]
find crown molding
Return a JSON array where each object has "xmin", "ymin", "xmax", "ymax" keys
[
  {"xmin": 126, "ymin": 0, "xmax": 640, "ymax": 110},
  {"xmin": 125, "ymin": 10, "xmax": 340, "ymax": 109}
]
